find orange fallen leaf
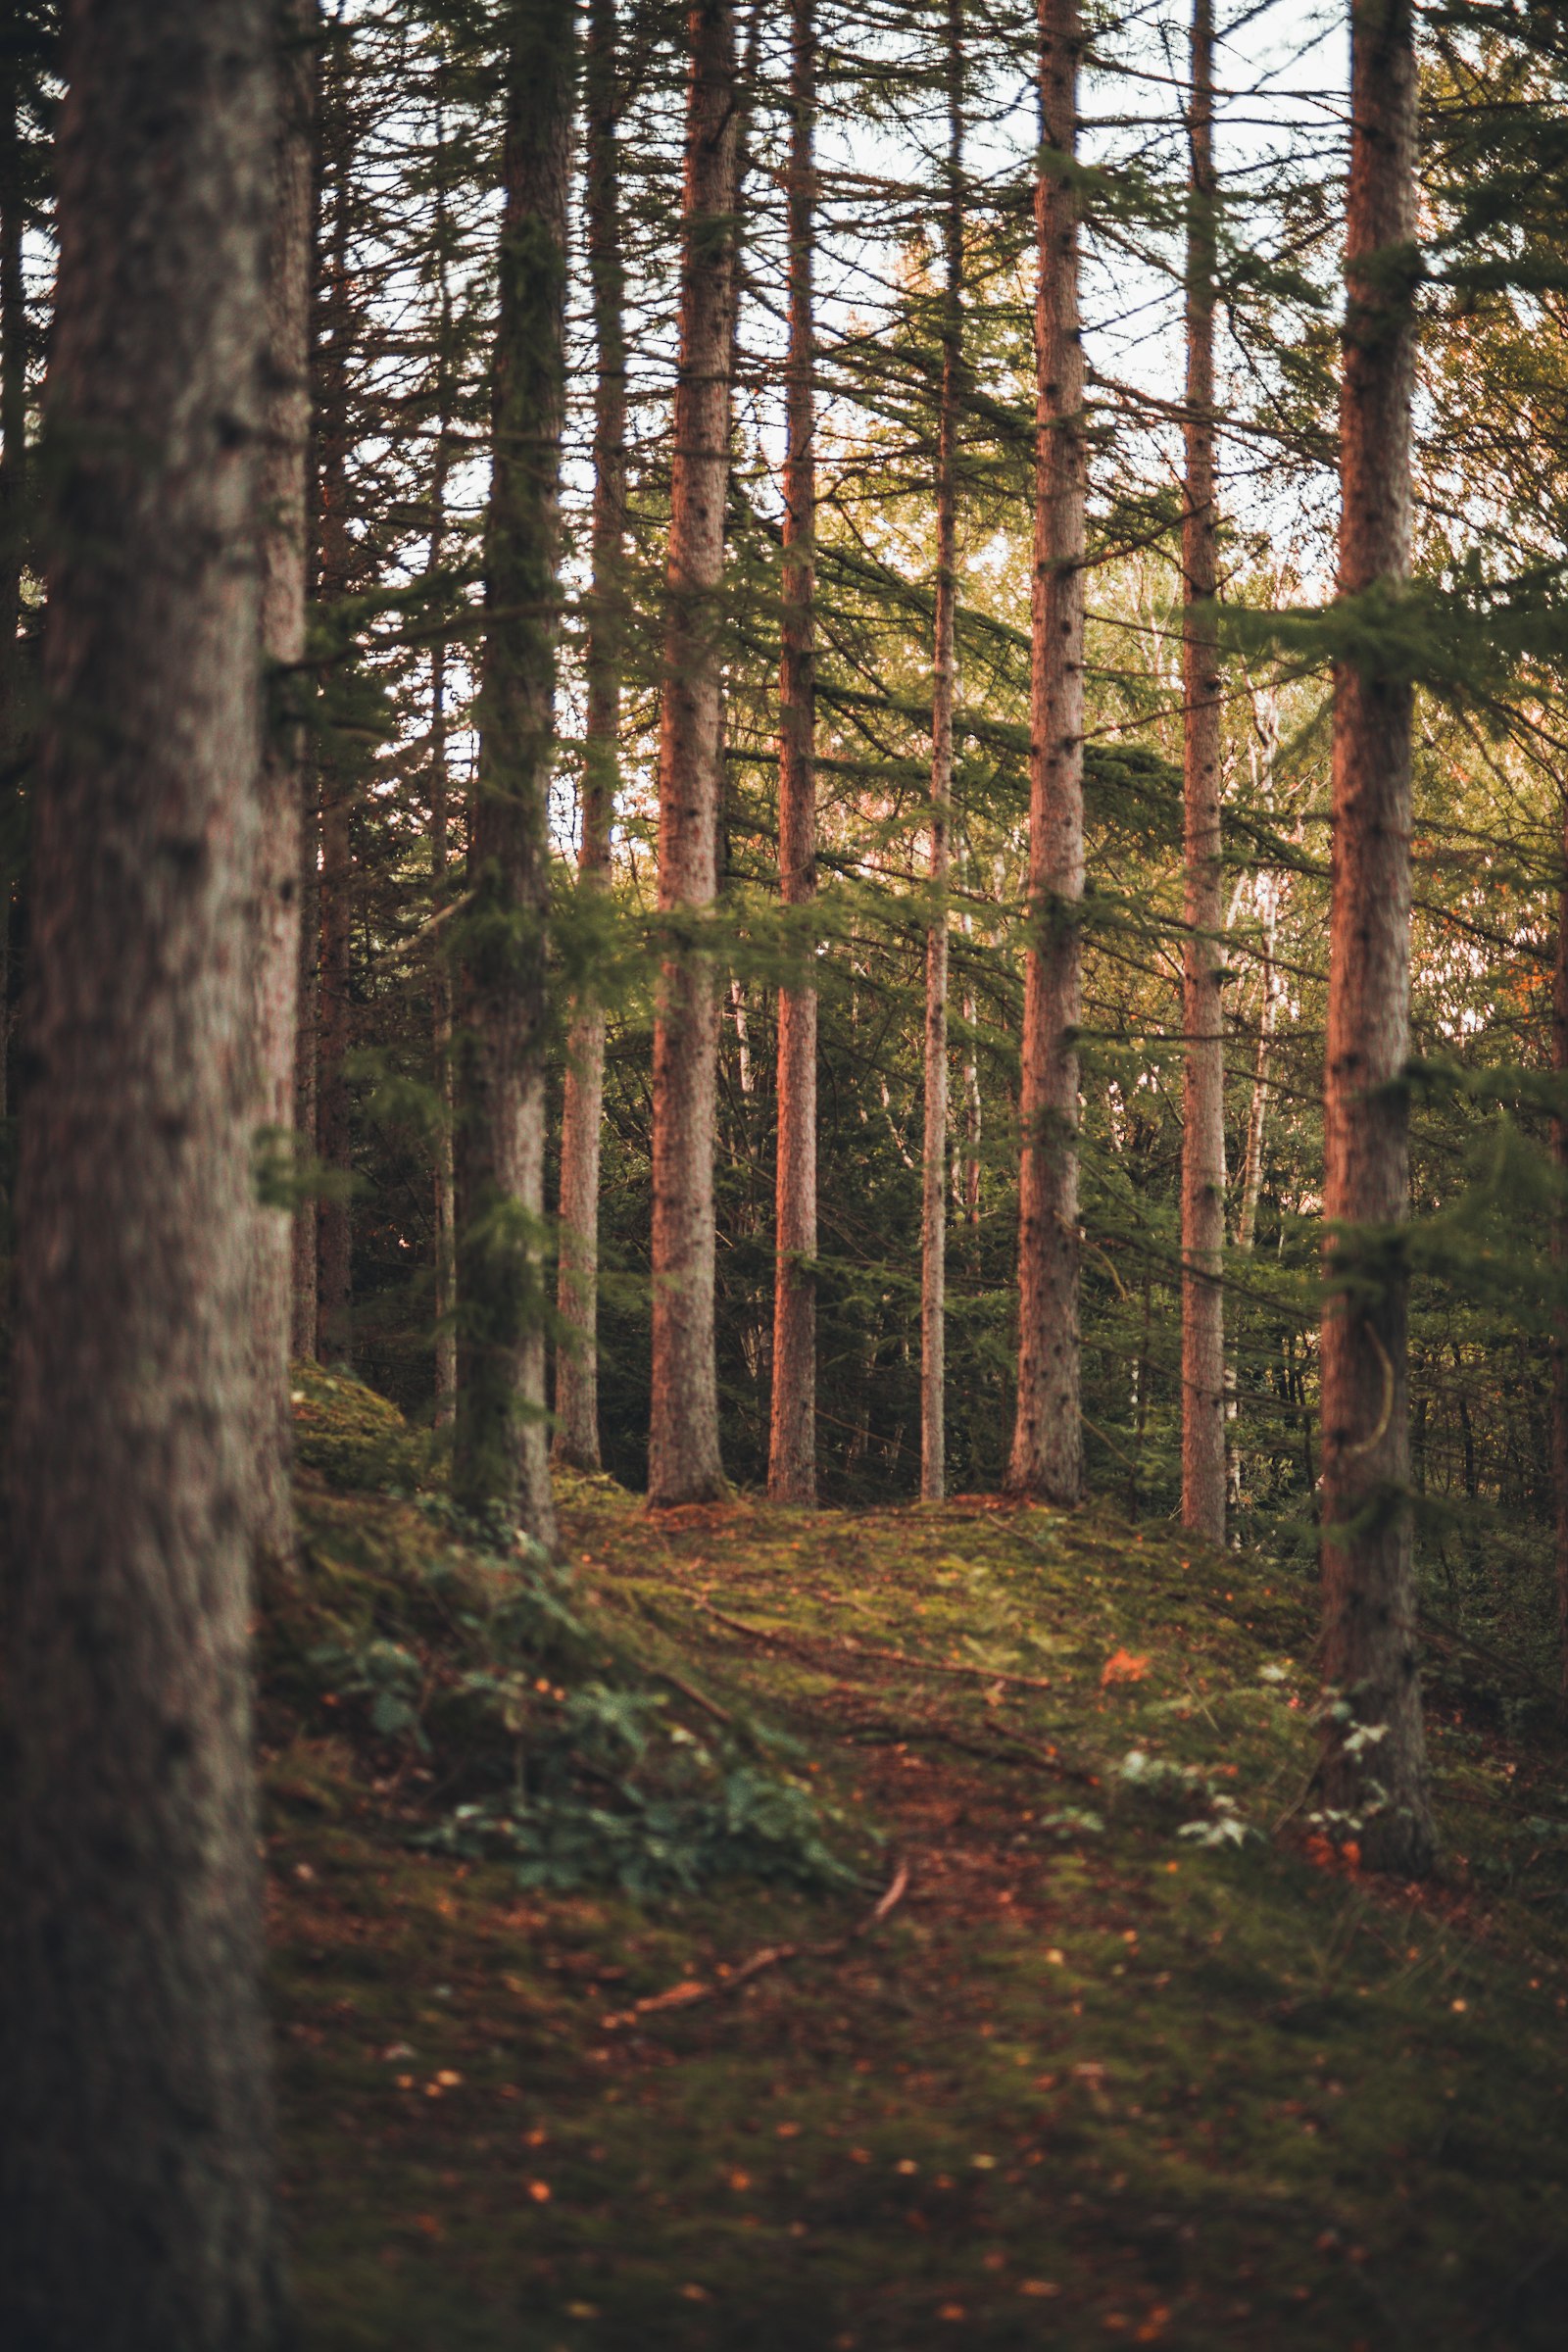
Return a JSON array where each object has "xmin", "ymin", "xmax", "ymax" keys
[{"xmin": 1102, "ymin": 1649, "xmax": 1149, "ymax": 1688}]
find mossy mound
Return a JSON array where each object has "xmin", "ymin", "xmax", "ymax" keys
[{"xmin": 290, "ymin": 1360, "xmax": 433, "ymax": 1494}]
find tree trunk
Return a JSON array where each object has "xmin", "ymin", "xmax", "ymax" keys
[
  {"xmin": 767, "ymin": 0, "xmax": 818, "ymax": 1507},
  {"xmin": 555, "ymin": 0, "xmax": 626, "ymax": 1473},
  {"xmin": 1007, "ymin": 0, "xmax": 1085, "ymax": 1504},
  {"xmin": 253, "ymin": 0, "xmax": 315, "ymax": 1572},
  {"xmin": 921, "ymin": 0, "xmax": 962, "ymax": 1505},
  {"xmin": 1179, "ymin": 0, "xmax": 1225, "ymax": 1545},
  {"xmin": 315, "ymin": 12, "xmax": 355, "ymax": 1361},
  {"xmin": 1317, "ymin": 0, "xmax": 1435, "ymax": 1875},
  {"xmin": 647, "ymin": 0, "xmax": 740, "ymax": 1506},
  {"xmin": 429, "ymin": 107, "xmax": 458, "ymax": 1429},
  {"xmin": 0, "ymin": 5, "xmax": 286, "ymax": 2342},
  {"xmin": 0, "ymin": 30, "xmax": 28, "ymax": 1125},
  {"xmin": 1552, "ymin": 784, "xmax": 1568, "ymax": 1708},
  {"xmin": 452, "ymin": 0, "xmax": 574, "ymax": 1547}
]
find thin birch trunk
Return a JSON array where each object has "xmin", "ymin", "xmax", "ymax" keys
[
  {"xmin": 768, "ymin": 0, "xmax": 818, "ymax": 1506},
  {"xmin": 453, "ymin": 0, "xmax": 575, "ymax": 1548},
  {"xmin": 922, "ymin": 0, "xmax": 962, "ymax": 1504},
  {"xmin": 1318, "ymin": 0, "xmax": 1435, "ymax": 1875},
  {"xmin": 253, "ymin": 0, "xmax": 315, "ymax": 1572},
  {"xmin": 648, "ymin": 0, "xmax": 740, "ymax": 1506},
  {"xmin": 1007, "ymin": 0, "xmax": 1085, "ymax": 1504},
  {"xmin": 554, "ymin": 0, "xmax": 626, "ymax": 1472},
  {"xmin": 0, "ymin": 3, "xmax": 286, "ymax": 2336},
  {"xmin": 1180, "ymin": 0, "xmax": 1226, "ymax": 1544}
]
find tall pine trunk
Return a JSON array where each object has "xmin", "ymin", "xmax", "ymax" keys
[
  {"xmin": 1180, "ymin": 0, "xmax": 1226, "ymax": 1543},
  {"xmin": 1007, "ymin": 0, "xmax": 1085, "ymax": 1504},
  {"xmin": 314, "ymin": 15, "xmax": 356, "ymax": 1360},
  {"xmin": 0, "ymin": 3, "xmax": 286, "ymax": 2340},
  {"xmin": 254, "ymin": 0, "xmax": 315, "ymax": 1569},
  {"xmin": 554, "ymin": 0, "xmax": 626, "ymax": 1472},
  {"xmin": 0, "ymin": 27, "xmax": 27, "ymax": 1123},
  {"xmin": 429, "ymin": 108, "xmax": 458, "ymax": 1427},
  {"xmin": 1317, "ymin": 0, "xmax": 1435, "ymax": 1875},
  {"xmin": 922, "ymin": 0, "xmax": 962, "ymax": 1504},
  {"xmin": 1551, "ymin": 792, "xmax": 1568, "ymax": 1707},
  {"xmin": 767, "ymin": 0, "xmax": 818, "ymax": 1506},
  {"xmin": 647, "ymin": 0, "xmax": 740, "ymax": 1506},
  {"xmin": 452, "ymin": 0, "xmax": 575, "ymax": 1546}
]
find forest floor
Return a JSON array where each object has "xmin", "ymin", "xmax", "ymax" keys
[{"xmin": 270, "ymin": 1376, "xmax": 1568, "ymax": 2350}]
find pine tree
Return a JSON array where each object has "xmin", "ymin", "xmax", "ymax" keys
[
  {"xmin": 453, "ymin": 0, "xmax": 576, "ymax": 1546},
  {"xmin": 1008, "ymin": 0, "xmax": 1085, "ymax": 1505},
  {"xmin": 1317, "ymin": 0, "xmax": 1435, "ymax": 1876},
  {"xmin": 767, "ymin": 0, "xmax": 819, "ymax": 1507},
  {"xmin": 0, "ymin": 2, "xmax": 287, "ymax": 2337},
  {"xmin": 648, "ymin": 0, "xmax": 740, "ymax": 1507}
]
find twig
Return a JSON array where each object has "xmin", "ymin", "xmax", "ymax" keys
[
  {"xmin": 602, "ymin": 1859, "xmax": 910, "ymax": 2030},
  {"xmin": 646, "ymin": 1663, "xmax": 733, "ymax": 1728},
  {"xmin": 696, "ymin": 1598, "xmax": 1054, "ymax": 1692}
]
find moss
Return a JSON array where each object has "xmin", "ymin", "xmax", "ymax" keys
[{"xmin": 290, "ymin": 1361, "xmax": 434, "ymax": 1494}]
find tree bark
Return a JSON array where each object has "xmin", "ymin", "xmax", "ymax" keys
[
  {"xmin": 452, "ymin": 0, "xmax": 574, "ymax": 1547},
  {"xmin": 1180, "ymin": 0, "xmax": 1226, "ymax": 1544},
  {"xmin": 253, "ymin": 0, "xmax": 315, "ymax": 1571},
  {"xmin": 767, "ymin": 0, "xmax": 818, "ymax": 1507},
  {"xmin": 1318, "ymin": 0, "xmax": 1435, "ymax": 1875},
  {"xmin": 0, "ymin": 4, "xmax": 287, "ymax": 2342},
  {"xmin": 314, "ymin": 9, "xmax": 355, "ymax": 1361},
  {"xmin": 1551, "ymin": 785, "xmax": 1568, "ymax": 1708},
  {"xmin": 0, "ymin": 27, "xmax": 28, "ymax": 1124},
  {"xmin": 1007, "ymin": 0, "xmax": 1085, "ymax": 1504},
  {"xmin": 647, "ymin": 0, "xmax": 739, "ymax": 1507},
  {"xmin": 429, "ymin": 94, "xmax": 458, "ymax": 1429},
  {"xmin": 921, "ymin": 0, "xmax": 962, "ymax": 1505},
  {"xmin": 554, "ymin": 0, "xmax": 626, "ymax": 1473}
]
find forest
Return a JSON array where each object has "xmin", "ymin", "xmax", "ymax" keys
[{"xmin": 2, "ymin": 0, "xmax": 1568, "ymax": 2344}]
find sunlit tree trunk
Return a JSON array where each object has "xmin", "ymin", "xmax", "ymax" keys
[
  {"xmin": 921, "ymin": 0, "xmax": 962, "ymax": 1504},
  {"xmin": 768, "ymin": 0, "xmax": 818, "ymax": 1506},
  {"xmin": 555, "ymin": 0, "xmax": 626, "ymax": 1473},
  {"xmin": 1180, "ymin": 0, "xmax": 1226, "ymax": 1544},
  {"xmin": 254, "ymin": 0, "xmax": 315, "ymax": 1570},
  {"xmin": 648, "ymin": 0, "xmax": 740, "ymax": 1506},
  {"xmin": 453, "ymin": 0, "xmax": 575, "ymax": 1547},
  {"xmin": 1552, "ymin": 787, "xmax": 1568, "ymax": 1707},
  {"xmin": 1318, "ymin": 0, "xmax": 1435, "ymax": 1875},
  {"xmin": 1007, "ymin": 0, "xmax": 1085, "ymax": 1504},
  {"xmin": 0, "ymin": 3, "xmax": 287, "ymax": 2339}
]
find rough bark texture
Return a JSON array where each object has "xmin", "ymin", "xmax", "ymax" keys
[
  {"xmin": 428, "ymin": 122, "xmax": 458, "ymax": 1429},
  {"xmin": 647, "ymin": 0, "xmax": 739, "ymax": 1507},
  {"xmin": 1318, "ymin": 0, "xmax": 1435, "ymax": 1875},
  {"xmin": 0, "ymin": 5, "xmax": 287, "ymax": 2344},
  {"xmin": 0, "ymin": 30, "xmax": 27, "ymax": 1123},
  {"xmin": 1552, "ymin": 792, "xmax": 1568, "ymax": 1707},
  {"xmin": 554, "ymin": 0, "xmax": 626, "ymax": 1473},
  {"xmin": 1007, "ymin": 0, "xmax": 1085, "ymax": 1504},
  {"xmin": 1180, "ymin": 0, "xmax": 1226, "ymax": 1544},
  {"xmin": 452, "ymin": 0, "xmax": 574, "ymax": 1546},
  {"xmin": 767, "ymin": 0, "xmax": 818, "ymax": 1507},
  {"xmin": 253, "ymin": 0, "xmax": 315, "ymax": 1572},
  {"xmin": 921, "ymin": 0, "xmax": 961, "ymax": 1506},
  {"xmin": 314, "ymin": 16, "xmax": 355, "ymax": 1361}
]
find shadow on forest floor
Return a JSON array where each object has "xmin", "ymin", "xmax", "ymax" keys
[{"xmin": 270, "ymin": 1372, "xmax": 1568, "ymax": 2350}]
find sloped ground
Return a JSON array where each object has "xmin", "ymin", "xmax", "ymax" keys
[{"xmin": 271, "ymin": 1376, "xmax": 1568, "ymax": 2350}]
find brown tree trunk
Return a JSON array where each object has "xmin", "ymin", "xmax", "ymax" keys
[
  {"xmin": 1552, "ymin": 786, "xmax": 1568, "ymax": 1707},
  {"xmin": 0, "ymin": 4, "xmax": 287, "ymax": 2341},
  {"xmin": 429, "ymin": 112, "xmax": 458, "ymax": 1429},
  {"xmin": 648, "ymin": 0, "xmax": 740, "ymax": 1507},
  {"xmin": 253, "ymin": 0, "xmax": 315, "ymax": 1571},
  {"xmin": 315, "ymin": 12, "xmax": 355, "ymax": 1362},
  {"xmin": 767, "ymin": 0, "xmax": 818, "ymax": 1507},
  {"xmin": 1318, "ymin": 0, "xmax": 1435, "ymax": 1875},
  {"xmin": 921, "ymin": 0, "xmax": 962, "ymax": 1504},
  {"xmin": 0, "ymin": 33, "xmax": 27, "ymax": 1125},
  {"xmin": 554, "ymin": 0, "xmax": 626, "ymax": 1473},
  {"xmin": 1180, "ymin": 0, "xmax": 1226, "ymax": 1544},
  {"xmin": 1007, "ymin": 0, "xmax": 1085, "ymax": 1504},
  {"xmin": 453, "ymin": 0, "xmax": 574, "ymax": 1546}
]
